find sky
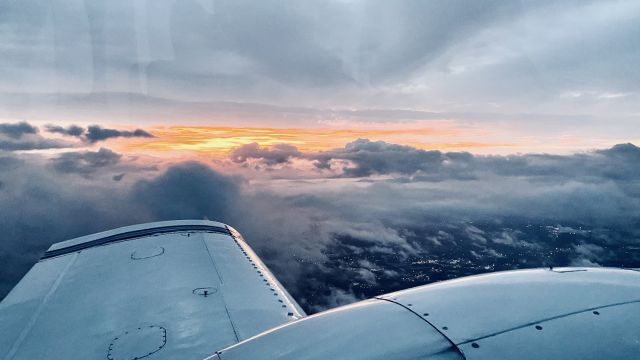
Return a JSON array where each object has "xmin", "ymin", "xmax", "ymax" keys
[
  {"xmin": 1, "ymin": 0, "xmax": 640, "ymax": 310},
  {"xmin": 1, "ymin": 0, "xmax": 639, "ymax": 153}
]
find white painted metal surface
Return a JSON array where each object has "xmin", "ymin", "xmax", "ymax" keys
[
  {"xmin": 378, "ymin": 269, "xmax": 640, "ymax": 340},
  {"xmin": 0, "ymin": 220, "xmax": 304, "ymax": 359},
  {"xmin": 456, "ymin": 300, "xmax": 640, "ymax": 359},
  {"xmin": 210, "ymin": 299, "xmax": 464, "ymax": 360},
  {"xmin": 45, "ymin": 220, "xmax": 228, "ymax": 253},
  {"xmin": 378, "ymin": 267, "xmax": 640, "ymax": 359},
  {"xmin": 3, "ymin": 220, "xmax": 640, "ymax": 359},
  {"xmin": 210, "ymin": 267, "xmax": 640, "ymax": 360}
]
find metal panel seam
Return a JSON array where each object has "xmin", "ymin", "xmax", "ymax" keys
[
  {"xmin": 200, "ymin": 233, "xmax": 240, "ymax": 343},
  {"xmin": 4, "ymin": 252, "xmax": 79, "ymax": 360},
  {"xmin": 375, "ymin": 297, "xmax": 466, "ymax": 359},
  {"xmin": 201, "ymin": 233, "xmax": 225, "ymax": 284},
  {"xmin": 455, "ymin": 298, "xmax": 640, "ymax": 345}
]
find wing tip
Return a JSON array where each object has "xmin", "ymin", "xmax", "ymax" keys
[{"xmin": 43, "ymin": 220, "xmax": 232, "ymax": 260}]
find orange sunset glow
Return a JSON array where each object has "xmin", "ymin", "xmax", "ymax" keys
[{"xmin": 119, "ymin": 125, "xmax": 513, "ymax": 158}]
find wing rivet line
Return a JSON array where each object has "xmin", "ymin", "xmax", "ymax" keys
[
  {"xmin": 376, "ymin": 297, "xmax": 466, "ymax": 359},
  {"xmin": 228, "ymin": 227, "xmax": 305, "ymax": 319},
  {"xmin": 455, "ymin": 299, "xmax": 640, "ymax": 347}
]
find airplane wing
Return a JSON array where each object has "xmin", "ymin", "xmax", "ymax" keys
[
  {"xmin": 2, "ymin": 220, "xmax": 640, "ymax": 359},
  {"xmin": 0, "ymin": 220, "xmax": 304, "ymax": 359},
  {"xmin": 214, "ymin": 268, "xmax": 640, "ymax": 360}
]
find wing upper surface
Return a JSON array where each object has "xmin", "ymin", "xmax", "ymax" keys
[
  {"xmin": 212, "ymin": 267, "xmax": 640, "ymax": 360},
  {"xmin": 4, "ymin": 221, "xmax": 640, "ymax": 360},
  {"xmin": 379, "ymin": 267, "xmax": 640, "ymax": 359},
  {"xmin": 0, "ymin": 220, "xmax": 304, "ymax": 360}
]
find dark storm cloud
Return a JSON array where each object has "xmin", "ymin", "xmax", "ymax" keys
[
  {"xmin": 131, "ymin": 162, "xmax": 239, "ymax": 221},
  {"xmin": 0, "ymin": 121, "xmax": 38, "ymax": 139},
  {"xmin": 0, "ymin": 159, "xmax": 242, "ymax": 302},
  {"xmin": 51, "ymin": 148, "xmax": 122, "ymax": 175},
  {"xmin": 45, "ymin": 124, "xmax": 155, "ymax": 143}
]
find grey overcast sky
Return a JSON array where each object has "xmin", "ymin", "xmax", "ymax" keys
[{"xmin": 0, "ymin": 0, "xmax": 638, "ymax": 146}]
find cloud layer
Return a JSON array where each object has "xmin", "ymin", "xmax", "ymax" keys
[
  {"xmin": 2, "ymin": 140, "xmax": 640, "ymax": 312},
  {"xmin": 230, "ymin": 139, "xmax": 640, "ymax": 183}
]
